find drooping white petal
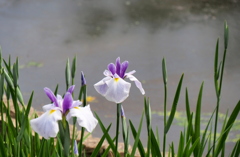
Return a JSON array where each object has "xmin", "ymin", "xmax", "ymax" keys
[
  {"xmin": 125, "ymin": 73, "xmax": 145, "ymax": 95},
  {"xmin": 104, "ymin": 76, "xmax": 131, "ymax": 103},
  {"xmin": 66, "ymin": 105, "xmax": 98, "ymax": 132},
  {"xmin": 103, "ymin": 70, "xmax": 113, "ymax": 77},
  {"xmin": 94, "ymin": 76, "xmax": 112, "ymax": 96},
  {"xmin": 30, "ymin": 110, "xmax": 62, "ymax": 139}
]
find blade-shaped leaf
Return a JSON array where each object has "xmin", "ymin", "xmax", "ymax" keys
[{"xmin": 165, "ymin": 74, "xmax": 184, "ymax": 133}]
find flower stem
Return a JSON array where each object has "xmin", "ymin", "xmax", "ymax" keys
[
  {"xmin": 163, "ymin": 83, "xmax": 167, "ymax": 157},
  {"xmin": 115, "ymin": 103, "xmax": 121, "ymax": 157}
]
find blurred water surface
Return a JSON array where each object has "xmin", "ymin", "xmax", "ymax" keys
[{"xmin": 0, "ymin": 0, "xmax": 240, "ymax": 153}]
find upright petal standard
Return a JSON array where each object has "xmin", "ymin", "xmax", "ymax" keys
[
  {"xmin": 30, "ymin": 85, "xmax": 98, "ymax": 139},
  {"xmin": 94, "ymin": 57, "xmax": 145, "ymax": 103}
]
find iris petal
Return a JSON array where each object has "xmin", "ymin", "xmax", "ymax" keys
[
  {"xmin": 44, "ymin": 87, "xmax": 59, "ymax": 107},
  {"xmin": 108, "ymin": 63, "xmax": 116, "ymax": 75},
  {"xmin": 30, "ymin": 110, "xmax": 62, "ymax": 139},
  {"xmin": 120, "ymin": 61, "xmax": 129, "ymax": 78},
  {"xmin": 104, "ymin": 76, "xmax": 131, "ymax": 103},
  {"xmin": 115, "ymin": 57, "xmax": 121, "ymax": 76},
  {"xmin": 66, "ymin": 105, "xmax": 98, "ymax": 132},
  {"xmin": 126, "ymin": 73, "xmax": 145, "ymax": 95},
  {"xmin": 94, "ymin": 77, "xmax": 112, "ymax": 96},
  {"xmin": 67, "ymin": 85, "xmax": 75, "ymax": 94},
  {"xmin": 62, "ymin": 92, "xmax": 73, "ymax": 114}
]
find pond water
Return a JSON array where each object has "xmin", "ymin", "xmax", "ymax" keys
[{"xmin": 0, "ymin": 0, "xmax": 239, "ymax": 154}]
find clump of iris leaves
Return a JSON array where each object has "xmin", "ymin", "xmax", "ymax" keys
[{"xmin": 0, "ymin": 22, "xmax": 239, "ymax": 157}]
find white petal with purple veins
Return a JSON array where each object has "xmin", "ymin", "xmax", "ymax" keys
[
  {"xmin": 126, "ymin": 73, "xmax": 145, "ymax": 95},
  {"xmin": 104, "ymin": 77, "xmax": 131, "ymax": 103},
  {"xmin": 67, "ymin": 105, "xmax": 98, "ymax": 132},
  {"xmin": 30, "ymin": 110, "xmax": 62, "ymax": 139},
  {"xmin": 94, "ymin": 76, "xmax": 112, "ymax": 96}
]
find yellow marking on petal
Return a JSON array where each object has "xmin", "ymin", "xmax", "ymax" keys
[
  {"xmin": 114, "ymin": 78, "xmax": 119, "ymax": 82},
  {"xmin": 49, "ymin": 110, "xmax": 56, "ymax": 114},
  {"xmin": 81, "ymin": 96, "xmax": 97, "ymax": 103},
  {"xmin": 74, "ymin": 107, "xmax": 80, "ymax": 110}
]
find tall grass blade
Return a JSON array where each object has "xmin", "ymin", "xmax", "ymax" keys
[
  {"xmin": 65, "ymin": 58, "xmax": 71, "ymax": 90},
  {"xmin": 165, "ymin": 74, "xmax": 184, "ymax": 133},
  {"xmin": 177, "ymin": 132, "xmax": 184, "ymax": 157},
  {"xmin": 130, "ymin": 111, "xmax": 144, "ymax": 157},
  {"xmin": 17, "ymin": 92, "xmax": 34, "ymax": 141},
  {"xmin": 192, "ymin": 82, "xmax": 204, "ymax": 156},
  {"xmin": 90, "ymin": 124, "xmax": 111, "ymax": 157},
  {"xmin": 150, "ymin": 129, "xmax": 162, "ymax": 157},
  {"xmin": 229, "ymin": 139, "xmax": 240, "ymax": 157},
  {"xmin": 214, "ymin": 100, "xmax": 240, "ymax": 157},
  {"xmin": 0, "ymin": 135, "xmax": 7, "ymax": 157},
  {"xmin": 94, "ymin": 113, "xmax": 119, "ymax": 156},
  {"xmin": 129, "ymin": 118, "xmax": 145, "ymax": 157}
]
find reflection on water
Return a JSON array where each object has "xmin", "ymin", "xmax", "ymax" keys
[{"xmin": 0, "ymin": 0, "xmax": 239, "ymax": 154}]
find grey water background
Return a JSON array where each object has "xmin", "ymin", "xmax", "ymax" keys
[{"xmin": 0, "ymin": 0, "xmax": 240, "ymax": 154}]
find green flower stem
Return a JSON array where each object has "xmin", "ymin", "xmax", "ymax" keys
[
  {"xmin": 78, "ymin": 84, "xmax": 86, "ymax": 156},
  {"xmin": 213, "ymin": 22, "xmax": 228, "ymax": 156},
  {"xmin": 163, "ymin": 83, "xmax": 167, "ymax": 157},
  {"xmin": 115, "ymin": 103, "xmax": 121, "ymax": 157}
]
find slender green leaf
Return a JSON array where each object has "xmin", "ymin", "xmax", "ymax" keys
[
  {"xmin": 90, "ymin": 124, "xmax": 111, "ymax": 157},
  {"xmin": 94, "ymin": 113, "xmax": 119, "ymax": 157},
  {"xmin": 186, "ymin": 138, "xmax": 200, "ymax": 157},
  {"xmin": 4, "ymin": 69, "xmax": 14, "ymax": 89},
  {"xmin": 150, "ymin": 129, "xmax": 162, "ymax": 157},
  {"xmin": 185, "ymin": 88, "xmax": 191, "ymax": 121},
  {"xmin": 177, "ymin": 132, "xmax": 184, "ymax": 157},
  {"xmin": 65, "ymin": 58, "xmax": 71, "ymax": 90},
  {"xmin": 165, "ymin": 74, "xmax": 184, "ymax": 133},
  {"xmin": 214, "ymin": 100, "xmax": 240, "ymax": 157},
  {"xmin": 130, "ymin": 112, "xmax": 144, "ymax": 157},
  {"xmin": 71, "ymin": 56, "xmax": 77, "ymax": 79},
  {"xmin": 229, "ymin": 139, "xmax": 240, "ymax": 157},
  {"xmin": 171, "ymin": 142, "xmax": 175, "ymax": 157},
  {"xmin": 17, "ymin": 92, "xmax": 34, "ymax": 141},
  {"xmin": 193, "ymin": 82, "xmax": 204, "ymax": 156},
  {"xmin": 54, "ymin": 84, "xmax": 59, "ymax": 96},
  {"xmin": 129, "ymin": 117, "xmax": 145, "ymax": 157},
  {"xmin": 0, "ymin": 135, "xmax": 7, "ymax": 157}
]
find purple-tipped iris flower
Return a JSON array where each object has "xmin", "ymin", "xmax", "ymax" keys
[
  {"xmin": 94, "ymin": 57, "xmax": 145, "ymax": 103},
  {"xmin": 30, "ymin": 85, "xmax": 98, "ymax": 139}
]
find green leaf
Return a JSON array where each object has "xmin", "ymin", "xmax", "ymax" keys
[
  {"xmin": 177, "ymin": 132, "xmax": 184, "ymax": 157},
  {"xmin": 90, "ymin": 124, "xmax": 112, "ymax": 157},
  {"xmin": 193, "ymin": 82, "xmax": 204, "ymax": 156},
  {"xmin": 185, "ymin": 88, "xmax": 191, "ymax": 121},
  {"xmin": 165, "ymin": 74, "xmax": 184, "ymax": 133},
  {"xmin": 0, "ymin": 135, "xmax": 7, "ymax": 157},
  {"xmin": 71, "ymin": 56, "xmax": 77, "ymax": 79},
  {"xmin": 150, "ymin": 129, "xmax": 162, "ymax": 157},
  {"xmin": 130, "ymin": 112, "xmax": 144, "ymax": 157},
  {"xmin": 214, "ymin": 100, "xmax": 240, "ymax": 157},
  {"xmin": 186, "ymin": 137, "xmax": 200, "ymax": 157},
  {"xmin": 171, "ymin": 142, "xmax": 175, "ymax": 157},
  {"xmin": 197, "ymin": 107, "xmax": 216, "ymax": 157},
  {"xmin": 4, "ymin": 69, "xmax": 14, "ymax": 89},
  {"xmin": 17, "ymin": 92, "xmax": 34, "ymax": 141},
  {"xmin": 129, "ymin": 117, "xmax": 145, "ymax": 157},
  {"xmin": 94, "ymin": 113, "xmax": 119, "ymax": 157},
  {"xmin": 65, "ymin": 58, "xmax": 71, "ymax": 90},
  {"xmin": 54, "ymin": 84, "xmax": 59, "ymax": 96},
  {"xmin": 229, "ymin": 139, "xmax": 240, "ymax": 157}
]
